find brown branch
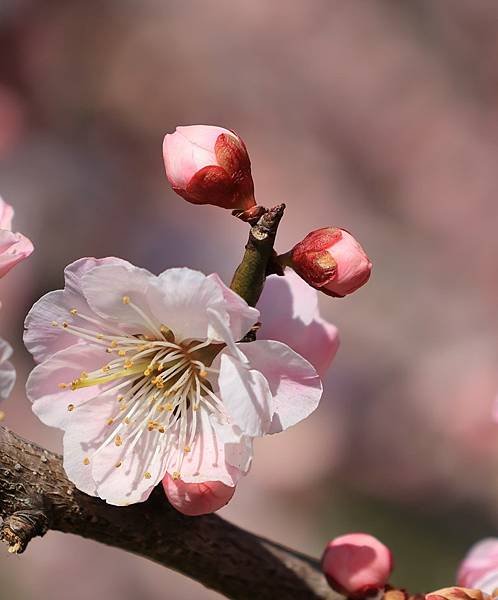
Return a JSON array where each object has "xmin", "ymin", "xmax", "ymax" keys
[
  {"xmin": 230, "ymin": 203, "xmax": 286, "ymax": 307},
  {"xmin": 0, "ymin": 425, "xmax": 337, "ymax": 600}
]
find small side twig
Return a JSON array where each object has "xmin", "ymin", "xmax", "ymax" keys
[{"xmin": 230, "ymin": 203, "xmax": 286, "ymax": 306}]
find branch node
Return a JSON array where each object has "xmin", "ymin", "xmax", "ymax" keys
[{"xmin": 1, "ymin": 509, "xmax": 50, "ymax": 554}]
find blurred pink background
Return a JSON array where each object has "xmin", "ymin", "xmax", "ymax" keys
[{"xmin": 1, "ymin": 1, "xmax": 498, "ymax": 597}]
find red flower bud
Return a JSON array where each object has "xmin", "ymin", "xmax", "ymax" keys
[
  {"xmin": 289, "ymin": 227, "xmax": 372, "ymax": 297},
  {"xmin": 321, "ymin": 533, "xmax": 393, "ymax": 597},
  {"xmin": 163, "ymin": 125, "xmax": 256, "ymax": 210}
]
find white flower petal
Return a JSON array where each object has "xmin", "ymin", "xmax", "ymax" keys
[
  {"xmin": 24, "ymin": 257, "xmax": 129, "ymax": 362},
  {"xmin": 207, "ymin": 273, "xmax": 259, "ymax": 341},
  {"xmin": 177, "ymin": 409, "xmax": 244, "ymax": 486},
  {"xmin": 27, "ymin": 344, "xmax": 127, "ymax": 429},
  {"xmin": 217, "ymin": 351, "xmax": 273, "ymax": 437},
  {"xmin": 238, "ymin": 340, "xmax": 322, "ymax": 434}
]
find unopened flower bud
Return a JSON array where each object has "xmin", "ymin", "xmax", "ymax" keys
[
  {"xmin": 426, "ymin": 588, "xmax": 492, "ymax": 600},
  {"xmin": 289, "ymin": 227, "xmax": 372, "ymax": 297},
  {"xmin": 457, "ymin": 539, "xmax": 498, "ymax": 595},
  {"xmin": 163, "ymin": 474, "xmax": 235, "ymax": 516},
  {"xmin": 321, "ymin": 533, "xmax": 393, "ymax": 597},
  {"xmin": 163, "ymin": 125, "xmax": 256, "ymax": 210}
]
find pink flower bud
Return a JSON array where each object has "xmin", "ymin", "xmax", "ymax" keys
[
  {"xmin": 163, "ymin": 125, "xmax": 256, "ymax": 210},
  {"xmin": 321, "ymin": 533, "xmax": 393, "ymax": 597},
  {"xmin": 457, "ymin": 539, "xmax": 498, "ymax": 595},
  {"xmin": 162, "ymin": 474, "xmax": 236, "ymax": 516},
  {"xmin": 290, "ymin": 227, "xmax": 372, "ymax": 297}
]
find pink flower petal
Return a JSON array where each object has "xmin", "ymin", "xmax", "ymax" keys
[
  {"xmin": 0, "ymin": 197, "xmax": 14, "ymax": 230},
  {"xmin": 27, "ymin": 344, "xmax": 126, "ymax": 429},
  {"xmin": 237, "ymin": 340, "xmax": 322, "ymax": 434},
  {"xmin": 174, "ymin": 410, "xmax": 245, "ymax": 486},
  {"xmin": 163, "ymin": 475, "xmax": 235, "ymax": 516},
  {"xmin": 24, "ymin": 257, "xmax": 129, "ymax": 363},
  {"xmin": 457, "ymin": 538, "xmax": 498, "ymax": 593},
  {"xmin": 62, "ymin": 397, "xmax": 118, "ymax": 497},
  {"xmin": 0, "ymin": 230, "xmax": 33, "ymax": 278},
  {"xmin": 258, "ymin": 271, "xmax": 339, "ymax": 376}
]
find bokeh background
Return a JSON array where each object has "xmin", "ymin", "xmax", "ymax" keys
[{"xmin": 1, "ymin": 1, "xmax": 498, "ymax": 597}]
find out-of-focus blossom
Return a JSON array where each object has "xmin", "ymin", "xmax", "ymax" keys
[
  {"xmin": 257, "ymin": 270, "xmax": 339, "ymax": 376},
  {"xmin": 288, "ymin": 227, "xmax": 372, "ymax": 298},
  {"xmin": 427, "ymin": 588, "xmax": 492, "ymax": 600},
  {"xmin": 457, "ymin": 539, "xmax": 498, "ymax": 594},
  {"xmin": 163, "ymin": 125, "xmax": 256, "ymax": 210},
  {"xmin": 162, "ymin": 474, "xmax": 235, "ymax": 516},
  {"xmin": 321, "ymin": 533, "xmax": 393, "ymax": 597},
  {"xmin": 0, "ymin": 196, "xmax": 34, "ymax": 278},
  {"xmin": 24, "ymin": 258, "xmax": 322, "ymax": 507},
  {"xmin": 0, "ymin": 338, "xmax": 15, "ymax": 402}
]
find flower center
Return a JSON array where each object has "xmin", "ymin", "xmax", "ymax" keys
[{"xmin": 53, "ymin": 295, "xmax": 225, "ymax": 480}]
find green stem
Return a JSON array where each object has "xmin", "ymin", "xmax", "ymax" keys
[{"xmin": 230, "ymin": 204, "xmax": 285, "ymax": 307}]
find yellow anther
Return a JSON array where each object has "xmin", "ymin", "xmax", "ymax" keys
[
  {"xmin": 62, "ymin": 321, "xmax": 68, "ymax": 328},
  {"xmin": 80, "ymin": 371, "xmax": 89, "ymax": 379},
  {"xmin": 160, "ymin": 325, "xmax": 175, "ymax": 342},
  {"xmin": 70, "ymin": 308, "xmax": 78, "ymax": 315},
  {"xmin": 124, "ymin": 360, "xmax": 133, "ymax": 369},
  {"xmin": 123, "ymin": 417, "xmax": 130, "ymax": 425},
  {"xmin": 192, "ymin": 404, "xmax": 199, "ymax": 411},
  {"xmin": 70, "ymin": 379, "xmax": 81, "ymax": 390},
  {"xmin": 165, "ymin": 403, "xmax": 173, "ymax": 412},
  {"xmin": 199, "ymin": 369, "xmax": 208, "ymax": 378},
  {"xmin": 144, "ymin": 472, "xmax": 151, "ymax": 479},
  {"xmin": 118, "ymin": 350, "xmax": 126, "ymax": 357},
  {"xmin": 67, "ymin": 404, "xmax": 75, "ymax": 412},
  {"xmin": 0, "ymin": 410, "xmax": 5, "ymax": 422},
  {"xmin": 143, "ymin": 368, "xmax": 151, "ymax": 377},
  {"xmin": 101, "ymin": 365, "xmax": 111, "ymax": 373},
  {"xmin": 117, "ymin": 394, "xmax": 124, "ymax": 401},
  {"xmin": 158, "ymin": 427, "xmax": 165, "ymax": 434},
  {"xmin": 110, "ymin": 341, "xmax": 118, "ymax": 348},
  {"xmin": 96, "ymin": 333, "xmax": 104, "ymax": 340},
  {"xmin": 183, "ymin": 446, "xmax": 191, "ymax": 454},
  {"xmin": 114, "ymin": 435, "xmax": 123, "ymax": 447},
  {"xmin": 58, "ymin": 383, "xmax": 68, "ymax": 390},
  {"xmin": 83, "ymin": 457, "xmax": 90, "ymax": 466},
  {"xmin": 107, "ymin": 418, "xmax": 114, "ymax": 426},
  {"xmin": 172, "ymin": 471, "xmax": 181, "ymax": 480},
  {"xmin": 51, "ymin": 321, "xmax": 58, "ymax": 327},
  {"xmin": 119, "ymin": 403, "xmax": 128, "ymax": 412},
  {"xmin": 157, "ymin": 363, "xmax": 165, "ymax": 371},
  {"xmin": 122, "ymin": 295, "xmax": 130, "ymax": 305}
]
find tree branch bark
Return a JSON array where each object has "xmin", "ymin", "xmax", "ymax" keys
[{"xmin": 0, "ymin": 425, "xmax": 337, "ymax": 599}]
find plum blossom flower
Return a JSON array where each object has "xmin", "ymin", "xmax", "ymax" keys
[
  {"xmin": 24, "ymin": 258, "xmax": 324, "ymax": 507},
  {"xmin": 163, "ymin": 125, "xmax": 256, "ymax": 210},
  {"xmin": 288, "ymin": 227, "xmax": 372, "ymax": 297},
  {"xmin": 0, "ymin": 196, "xmax": 34, "ymax": 278},
  {"xmin": 457, "ymin": 539, "xmax": 498, "ymax": 595},
  {"xmin": 321, "ymin": 533, "xmax": 393, "ymax": 597}
]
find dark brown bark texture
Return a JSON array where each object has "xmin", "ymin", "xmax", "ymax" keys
[{"xmin": 0, "ymin": 426, "xmax": 337, "ymax": 600}]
